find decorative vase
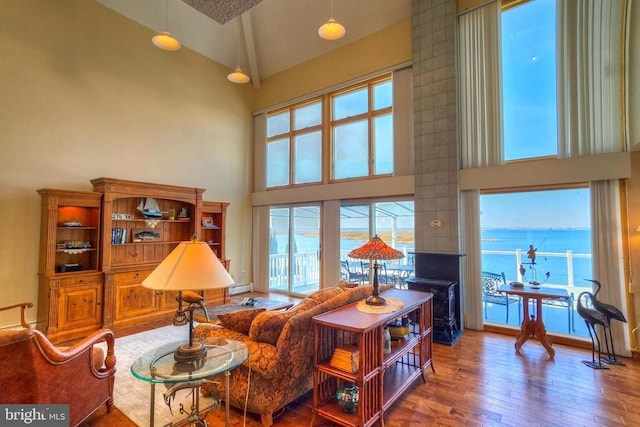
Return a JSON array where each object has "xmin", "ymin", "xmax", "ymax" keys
[{"xmin": 336, "ymin": 382, "xmax": 359, "ymax": 414}]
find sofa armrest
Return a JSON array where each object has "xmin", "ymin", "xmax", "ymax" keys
[{"xmin": 194, "ymin": 324, "xmax": 279, "ymax": 379}]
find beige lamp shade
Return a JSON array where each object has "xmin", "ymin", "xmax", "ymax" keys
[
  {"xmin": 318, "ymin": 18, "xmax": 346, "ymax": 40},
  {"xmin": 142, "ymin": 237, "xmax": 233, "ymax": 291},
  {"xmin": 152, "ymin": 31, "xmax": 182, "ymax": 51}
]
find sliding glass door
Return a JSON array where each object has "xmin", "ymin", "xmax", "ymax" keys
[{"xmin": 269, "ymin": 205, "xmax": 321, "ymax": 295}]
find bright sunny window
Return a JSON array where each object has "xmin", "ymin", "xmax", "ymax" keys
[
  {"xmin": 332, "ymin": 76, "xmax": 394, "ymax": 180},
  {"xmin": 480, "ymin": 187, "xmax": 592, "ymax": 337},
  {"xmin": 502, "ymin": 0, "xmax": 558, "ymax": 161},
  {"xmin": 266, "ymin": 99, "xmax": 323, "ymax": 188}
]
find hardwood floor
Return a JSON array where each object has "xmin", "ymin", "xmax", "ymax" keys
[{"xmin": 87, "ymin": 327, "xmax": 640, "ymax": 426}]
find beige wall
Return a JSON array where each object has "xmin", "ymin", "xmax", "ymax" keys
[
  {"xmin": 251, "ymin": 19, "xmax": 412, "ymax": 113},
  {"xmin": 0, "ymin": 0, "xmax": 254, "ymax": 327}
]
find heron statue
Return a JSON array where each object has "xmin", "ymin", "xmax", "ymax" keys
[
  {"xmin": 586, "ymin": 279, "xmax": 627, "ymax": 366},
  {"xmin": 576, "ymin": 291, "xmax": 610, "ymax": 369}
]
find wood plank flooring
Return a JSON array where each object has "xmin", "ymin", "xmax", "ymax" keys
[{"xmin": 86, "ymin": 327, "xmax": 640, "ymax": 426}]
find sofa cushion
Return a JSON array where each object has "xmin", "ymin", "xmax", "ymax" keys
[
  {"xmin": 217, "ymin": 307, "xmax": 266, "ymax": 335},
  {"xmin": 287, "ymin": 297, "xmax": 319, "ymax": 315},
  {"xmin": 249, "ymin": 310, "xmax": 297, "ymax": 346},
  {"xmin": 310, "ymin": 287, "xmax": 344, "ymax": 303}
]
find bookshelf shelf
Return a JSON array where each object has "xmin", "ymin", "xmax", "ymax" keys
[{"xmin": 311, "ymin": 289, "xmax": 434, "ymax": 427}]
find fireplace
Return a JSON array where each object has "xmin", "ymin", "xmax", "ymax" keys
[{"xmin": 406, "ymin": 252, "xmax": 464, "ymax": 345}]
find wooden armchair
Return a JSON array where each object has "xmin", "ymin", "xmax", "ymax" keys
[
  {"xmin": 0, "ymin": 302, "xmax": 116, "ymax": 426},
  {"xmin": 481, "ymin": 271, "xmax": 521, "ymax": 324}
]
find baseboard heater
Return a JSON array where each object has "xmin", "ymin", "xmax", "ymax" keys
[{"xmin": 229, "ymin": 283, "xmax": 253, "ymax": 295}]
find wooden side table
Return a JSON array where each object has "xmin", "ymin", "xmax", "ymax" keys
[{"xmin": 310, "ymin": 289, "xmax": 434, "ymax": 426}]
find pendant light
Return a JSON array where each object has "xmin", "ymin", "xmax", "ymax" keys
[
  {"xmin": 152, "ymin": 0, "xmax": 181, "ymax": 51},
  {"xmin": 227, "ymin": 45, "xmax": 250, "ymax": 84},
  {"xmin": 318, "ymin": 0, "xmax": 346, "ymax": 40}
]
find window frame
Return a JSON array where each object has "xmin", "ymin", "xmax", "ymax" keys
[
  {"xmin": 329, "ymin": 74, "xmax": 394, "ymax": 182},
  {"xmin": 266, "ymin": 97, "xmax": 324, "ymax": 189}
]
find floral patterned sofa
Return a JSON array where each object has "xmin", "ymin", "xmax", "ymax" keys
[{"xmin": 193, "ymin": 283, "xmax": 390, "ymax": 426}]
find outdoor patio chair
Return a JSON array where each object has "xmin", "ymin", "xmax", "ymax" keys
[
  {"xmin": 541, "ymin": 293, "xmax": 575, "ymax": 333},
  {"xmin": 482, "ymin": 271, "xmax": 521, "ymax": 324},
  {"xmin": 341, "ymin": 259, "xmax": 365, "ymax": 284}
]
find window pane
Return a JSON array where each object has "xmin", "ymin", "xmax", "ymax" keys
[
  {"xmin": 502, "ymin": 0, "xmax": 557, "ymax": 160},
  {"xmin": 333, "ymin": 120, "xmax": 368, "ymax": 180},
  {"xmin": 480, "ymin": 188, "xmax": 591, "ymax": 338},
  {"xmin": 269, "ymin": 207, "xmax": 289, "ymax": 291},
  {"xmin": 373, "ymin": 80, "xmax": 392, "ymax": 110},
  {"xmin": 267, "ymin": 111, "xmax": 290, "ymax": 137},
  {"xmin": 266, "ymin": 138, "xmax": 290, "ymax": 187},
  {"xmin": 292, "ymin": 206, "xmax": 320, "ymax": 294},
  {"xmin": 294, "ymin": 131, "xmax": 322, "ymax": 184},
  {"xmin": 294, "ymin": 101, "xmax": 321, "ymax": 130},
  {"xmin": 373, "ymin": 114, "xmax": 393, "ymax": 175},
  {"xmin": 333, "ymin": 87, "xmax": 368, "ymax": 120}
]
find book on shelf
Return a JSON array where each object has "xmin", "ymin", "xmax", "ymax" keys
[{"xmin": 329, "ymin": 345, "xmax": 359, "ymax": 373}]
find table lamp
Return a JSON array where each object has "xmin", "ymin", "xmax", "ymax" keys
[
  {"xmin": 143, "ymin": 235, "xmax": 234, "ymax": 363},
  {"xmin": 348, "ymin": 235, "xmax": 404, "ymax": 306}
]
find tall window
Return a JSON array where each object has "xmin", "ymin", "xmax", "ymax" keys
[
  {"xmin": 502, "ymin": 0, "xmax": 557, "ymax": 161},
  {"xmin": 269, "ymin": 205, "xmax": 321, "ymax": 295},
  {"xmin": 331, "ymin": 76, "xmax": 393, "ymax": 180},
  {"xmin": 480, "ymin": 187, "xmax": 591, "ymax": 337},
  {"xmin": 266, "ymin": 99, "xmax": 323, "ymax": 188}
]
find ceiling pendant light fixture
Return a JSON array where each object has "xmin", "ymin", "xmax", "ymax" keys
[
  {"xmin": 152, "ymin": 0, "xmax": 181, "ymax": 51},
  {"xmin": 318, "ymin": 0, "xmax": 346, "ymax": 40},
  {"xmin": 227, "ymin": 45, "xmax": 250, "ymax": 84}
]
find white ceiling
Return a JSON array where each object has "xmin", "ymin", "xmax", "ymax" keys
[{"xmin": 96, "ymin": 0, "xmax": 412, "ymax": 86}]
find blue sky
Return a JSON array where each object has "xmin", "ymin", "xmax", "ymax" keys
[{"xmin": 480, "ymin": 188, "xmax": 591, "ymax": 229}]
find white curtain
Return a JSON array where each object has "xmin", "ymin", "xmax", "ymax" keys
[
  {"xmin": 590, "ymin": 179, "xmax": 630, "ymax": 356},
  {"xmin": 461, "ymin": 189, "xmax": 483, "ymax": 330},
  {"xmin": 557, "ymin": 0, "xmax": 626, "ymax": 157},
  {"xmin": 458, "ymin": 1, "xmax": 503, "ymax": 168}
]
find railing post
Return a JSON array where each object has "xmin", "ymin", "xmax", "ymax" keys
[
  {"xmin": 566, "ymin": 250, "xmax": 574, "ymax": 288},
  {"xmin": 515, "ymin": 248, "xmax": 523, "ymax": 282}
]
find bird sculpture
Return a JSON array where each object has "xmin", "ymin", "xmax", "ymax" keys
[
  {"xmin": 586, "ymin": 279, "xmax": 627, "ymax": 366},
  {"xmin": 576, "ymin": 291, "xmax": 609, "ymax": 369}
]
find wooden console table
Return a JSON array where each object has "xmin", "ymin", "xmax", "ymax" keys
[{"xmin": 310, "ymin": 289, "xmax": 434, "ymax": 426}]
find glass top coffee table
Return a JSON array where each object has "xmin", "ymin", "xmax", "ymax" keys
[{"xmin": 131, "ymin": 338, "xmax": 248, "ymax": 427}]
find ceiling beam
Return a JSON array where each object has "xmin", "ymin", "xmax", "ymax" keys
[{"xmin": 241, "ymin": 12, "xmax": 261, "ymax": 89}]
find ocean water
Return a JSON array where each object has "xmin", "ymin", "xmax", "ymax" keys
[{"xmin": 481, "ymin": 228, "xmax": 592, "ymax": 285}]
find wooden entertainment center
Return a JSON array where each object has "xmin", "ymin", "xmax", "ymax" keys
[
  {"xmin": 311, "ymin": 288, "xmax": 434, "ymax": 426},
  {"xmin": 36, "ymin": 178, "xmax": 229, "ymax": 343}
]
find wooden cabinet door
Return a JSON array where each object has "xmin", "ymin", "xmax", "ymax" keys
[
  {"xmin": 58, "ymin": 283, "xmax": 103, "ymax": 331},
  {"xmin": 114, "ymin": 271, "xmax": 158, "ymax": 321}
]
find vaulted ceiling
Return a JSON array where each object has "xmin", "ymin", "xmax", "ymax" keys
[{"xmin": 96, "ymin": 0, "xmax": 412, "ymax": 87}]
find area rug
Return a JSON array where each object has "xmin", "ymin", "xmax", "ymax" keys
[{"xmin": 110, "ymin": 325, "xmax": 219, "ymax": 426}]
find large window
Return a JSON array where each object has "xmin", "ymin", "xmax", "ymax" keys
[
  {"xmin": 502, "ymin": 0, "xmax": 557, "ymax": 161},
  {"xmin": 269, "ymin": 205, "xmax": 321, "ymax": 295},
  {"xmin": 265, "ymin": 74, "xmax": 395, "ymax": 189},
  {"xmin": 266, "ymin": 99, "xmax": 323, "ymax": 188},
  {"xmin": 332, "ymin": 76, "xmax": 393, "ymax": 180},
  {"xmin": 480, "ymin": 187, "xmax": 591, "ymax": 337},
  {"xmin": 340, "ymin": 200, "xmax": 414, "ymax": 286}
]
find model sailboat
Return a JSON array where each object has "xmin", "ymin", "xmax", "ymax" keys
[{"xmin": 137, "ymin": 197, "xmax": 163, "ymax": 218}]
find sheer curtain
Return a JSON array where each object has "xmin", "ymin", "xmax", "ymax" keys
[
  {"xmin": 462, "ymin": 189, "xmax": 483, "ymax": 329},
  {"xmin": 557, "ymin": 0, "xmax": 626, "ymax": 156},
  {"xmin": 590, "ymin": 180, "xmax": 630, "ymax": 356},
  {"xmin": 458, "ymin": 0, "xmax": 503, "ymax": 169}
]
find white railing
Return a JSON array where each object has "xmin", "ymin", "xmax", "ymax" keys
[
  {"xmin": 483, "ymin": 249, "xmax": 592, "ymax": 288},
  {"xmin": 269, "ymin": 251, "xmax": 320, "ymax": 291}
]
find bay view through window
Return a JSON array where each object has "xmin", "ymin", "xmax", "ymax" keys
[{"xmin": 480, "ymin": 187, "xmax": 592, "ymax": 338}]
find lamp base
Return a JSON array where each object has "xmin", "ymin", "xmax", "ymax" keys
[
  {"xmin": 365, "ymin": 295, "xmax": 386, "ymax": 306},
  {"xmin": 174, "ymin": 342, "xmax": 207, "ymax": 363}
]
